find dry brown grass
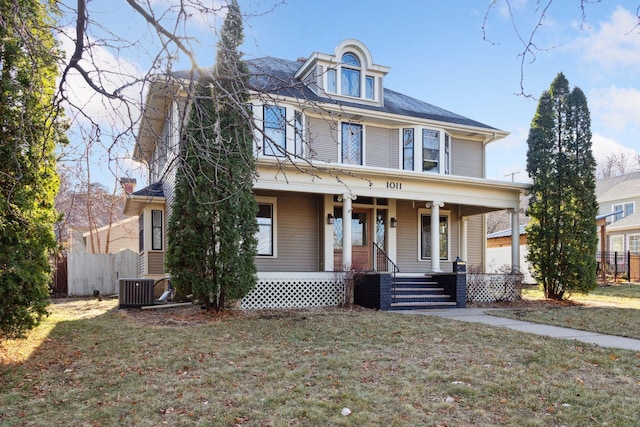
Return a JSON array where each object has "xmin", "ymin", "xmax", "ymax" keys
[
  {"xmin": 489, "ymin": 283, "xmax": 640, "ymax": 339},
  {"xmin": 1, "ymin": 298, "xmax": 639, "ymax": 426}
]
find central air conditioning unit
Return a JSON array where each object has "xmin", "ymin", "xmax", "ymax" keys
[{"xmin": 118, "ymin": 278, "xmax": 155, "ymax": 308}]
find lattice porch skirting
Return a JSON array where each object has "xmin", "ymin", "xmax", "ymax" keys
[
  {"xmin": 241, "ymin": 273, "xmax": 346, "ymax": 309},
  {"xmin": 466, "ymin": 273, "xmax": 523, "ymax": 303}
]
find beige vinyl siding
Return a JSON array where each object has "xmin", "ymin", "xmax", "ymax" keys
[
  {"xmin": 451, "ymin": 138, "xmax": 483, "ymax": 178},
  {"xmin": 465, "ymin": 215, "xmax": 484, "ymax": 266},
  {"xmin": 148, "ymin": 251, "xmax": 165, "ymax": 275},
  {"xmin": 365, "ymin": 126, "xmax": 397, "ymax": 169},
  {"xmin": 255, "ymin": 192, "xmax": 321, "ymax": 272},
  {"xmin": 308, "ymin": 117, "xmax": 338, "ymax": 163},
  {"xmin": 394, "ymin": 200, "xmax": 459, "ymax": 272}
]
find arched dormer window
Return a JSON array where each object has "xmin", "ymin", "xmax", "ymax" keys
[
  {"xmin": 311, "ymin": 40, "xmax": 388, "ymax": 102},
  {"xmin": 341, "ymin": 52, "xmax": 361, "ymax": 97}
]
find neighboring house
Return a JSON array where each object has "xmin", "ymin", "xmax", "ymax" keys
[
  {"xmin": 486, "ymin": 224, "xmax": 535, "ymax": 284},
  {"xmin": 69, "ymin": 216, "xmax": 139, "ymax": 254},
  {"xmin": 595, "ymin": 172, "xmax": 640, "ymax": 254},
  {"xmin": 124, "ymin": 39, "xmax": 529, "ymax": 308}
]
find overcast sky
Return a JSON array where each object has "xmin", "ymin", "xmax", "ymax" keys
[{"xmin": 62, "ymin": 0, "xmax": 640, "ymax": 186}]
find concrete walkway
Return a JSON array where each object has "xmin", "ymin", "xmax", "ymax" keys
[{"xmin": 396, "ymin": 308, "xmax": 640, "ymax": 352}]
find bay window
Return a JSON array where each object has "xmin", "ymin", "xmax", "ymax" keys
[
  {"xmin": 403, "ymin": 128, "xmax": 414, "ymax": 170},
  {"xmin": 151, "ymin": 210, "xmax": 163, "ymax": 250},
  {"xmin": 422, "ymin": 129, "xmax": 440, "ymax": 172}
]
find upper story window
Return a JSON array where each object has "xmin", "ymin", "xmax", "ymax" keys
[
  {"xmin": 612, "ymin": 202, "xmax": 634, "ymax": 222},
  {"xmin": 325, "ymin": 52, "xmax": 373, "ymax": 100},
  {"xmin": 365, "ymin": 76, "xmax": 375, "ymax": 100},
  {"xmin": 341, "ymin": 53, "xmax": 361, "ymax": 97},
  {"xmin": 294, "ymin": 111, "xmax": 304, "ymax": 156},
  {"xmin": 422, "ymin": 129, "xmax": 440, "ymax": 172},
  {"xmin": 263, "ymin": 105, "xmax": 286, "ymax": 156},
  {"xmin": 401, "ymin": 127, "xmax": 451, "ymax": 175},
  {"xmin": 342, "ymin": 123, "xmax": 363, "ymax": 165},
  {"xmin": 403, "ymin": 128, "xmax": 414, "ymax": 170}
]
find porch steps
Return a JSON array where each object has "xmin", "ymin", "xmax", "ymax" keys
[{"xmin": 390, "ymin": 276, "xmax": 457, "ymax": 309}]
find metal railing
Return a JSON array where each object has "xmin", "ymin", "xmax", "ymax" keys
[{"xmin": 373, "ymin": 241, "xmax": 400, "ymax": 303}]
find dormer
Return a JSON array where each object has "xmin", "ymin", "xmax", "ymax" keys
[{"xmin": 295, "ymin": 39, "xmax": 390, "ymax": 107}]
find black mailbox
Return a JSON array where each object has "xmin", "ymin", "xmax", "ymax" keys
[{"xmin": 453, "ymin": 257, "xmax": 466, "ymax": 273}]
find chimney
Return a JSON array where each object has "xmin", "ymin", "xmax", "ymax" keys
[{"xmin": 120, "ymin": 177, "xmax": 137, "ymax": 194}]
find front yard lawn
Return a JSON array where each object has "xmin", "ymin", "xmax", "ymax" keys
[
  {"xmin": 489, "ymin": 283, "xmax": 640, "ymax": 340},
  {"xmin": 2, "ymin": 298, "xmax": 639, "ymax": 426}
]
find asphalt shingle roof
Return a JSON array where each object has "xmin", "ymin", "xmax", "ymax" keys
[
  {"xmin": 171, "ymin": 56, "xmax": 499, "ymax": 131},
  {"xmin": 131, "ymin": 181, "xmax": 164, "ymax": 198}
]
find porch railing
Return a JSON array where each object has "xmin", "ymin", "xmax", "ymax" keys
[{"xmin": 372, "ymin": 241, "xmax": 399, "ymax": 302}]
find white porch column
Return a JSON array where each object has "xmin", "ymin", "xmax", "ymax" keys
[
  {"xmin": 428, "ymin": 201, "xmax": 444, "ymax": 272},
  {"xmin": 510, "ymin": 208, "xmax": 520, "ymax": 273},
  {"xmin": 460, "ymin": 216, "xmax": 468, "ymax": 262},
  {"xmin": 342, "ymin": 194, "xmax": 355, "ymax": 270}
]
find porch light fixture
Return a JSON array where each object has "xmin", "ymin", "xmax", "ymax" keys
[
  {"xmin": 390, "ymin": 217, "xmax": 398, "ymax": 228},
  {"xmin": 327, "ymin": 213, "xmax": 335, "ymax": 224}
]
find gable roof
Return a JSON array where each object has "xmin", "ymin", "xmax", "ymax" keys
[
  {"xmin": 171, "ymin": 56, "xmax": 501, "ymax": 132},
  {"xmin": 596, "ymin": 171, "xmax": 640, "ymax": 201}
]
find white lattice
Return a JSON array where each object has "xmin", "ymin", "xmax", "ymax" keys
[
  {"xmin": 467, "ymin": 273, "xmax": 522, "ymax": 303},
  {"xmin": 241, "ymin": 273, "xmax": 345, "ymax": 309}
]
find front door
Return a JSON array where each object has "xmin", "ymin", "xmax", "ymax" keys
[
  {"xmin": 351, "ymin": 209, "xmax": 372, "ymax": 271},
  {"xmin": 333, "ymin": 208, "xmax": 372, "ymax": 271}
]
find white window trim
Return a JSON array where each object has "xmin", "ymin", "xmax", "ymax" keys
[
  {"xmin": 628, "ymin": 234, "xmax": 640, "ymax": 254},
  {"xmin": 417, "ymin": 208, "xmax": 451, "ymax": 262},
  {"xmin": 399, "ymin": 127, "xmax": 451, "ymax": 174},
  {"xmin": 610, "ymin": 234, "xmax": 624, "ymax": 253},
  {"xmin": 254, "ymin": 104, "xmax": 305, "ymax": 160},
  {"xmin": 256, "ymin": 196, "xmax": 278, "ymax": 258},
  {"xmin": 323, "ymin": 53, "xmax": 380, "ymax": 102},
  {"xmin": 611, "ymin": 201, "xmax": 635, "ymax": 221},
  {"xmin": 339, "ymin": 122, "xmax": 365, "ymax": 166}
]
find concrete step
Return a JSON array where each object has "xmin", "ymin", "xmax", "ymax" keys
[
  {"xmin": 393, "ymin": 287, "xmax": 445, "ymax": 292},
  {"xmin": 390, "ymin": 301, "xmax": 458, "ymax": 309},
  {"xmin": 393, "ymin": 294, "xmax": 451, "ymax": 300}
]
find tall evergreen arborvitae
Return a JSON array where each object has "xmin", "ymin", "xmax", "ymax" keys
[
  {"xmin": 167, "ymin": 0, "xmax": 257, "ymax": 311},
  {"xmin": 0, "ymin": 0, "xmax": 66, "ymax": 338},
  {"xmin": 526, "ymin": 73, "xmax": 598, "ymax": 300}
]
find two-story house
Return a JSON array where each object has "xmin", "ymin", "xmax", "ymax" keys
[
  {"xmin": 596, "ymin": 172, "xmax": 640, "ymax": 254},
  {"xmin": 124, "ymin": 39, "xmax": 528, "ymax": 309}
]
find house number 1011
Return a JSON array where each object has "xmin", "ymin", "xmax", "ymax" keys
[{"xmin": 386, "ymin": 181, "xmax": 402, "ymax": 190}]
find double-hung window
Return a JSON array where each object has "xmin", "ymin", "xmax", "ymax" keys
[
  {"xmin": 420, "ymin": 213, "xmax": 449, "ymax": 260},
  {"xmin": 151, "ymin": 210, "xmax": 163, "ymax": 250},
  {"xmin": 263, "ymin": 105, "xmax": 286, "ymax": 156},
  {"xmin": 256, "ymin": 201, "xmax": 275, "ymax": 256},
  {"xmin": 612, "ymin": 202, "xmax": 634, "ymax": 222},
  {"xmin": 422, "ymin": 129, "xmax": 440, "ymax": 172},
  {"xmin": 342, "ymin": 123, "xmax": 363, "ymax": 165}
]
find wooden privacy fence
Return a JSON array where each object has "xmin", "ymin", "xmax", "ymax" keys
[{"xmin": 67, "ymin": 249, "xmax": 139, "ymax": 296}]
